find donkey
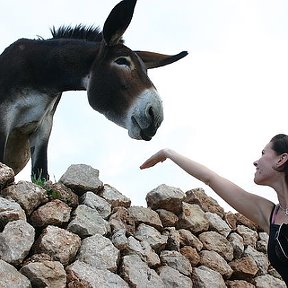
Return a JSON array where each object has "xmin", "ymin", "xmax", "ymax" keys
[{"xmin": 0, "ymin": 0, "xmax": 187, "ymax": 180}]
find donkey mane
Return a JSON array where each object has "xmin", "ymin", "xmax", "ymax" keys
[{"xmin": 50, "ymin": 24, "xmax": 103, "ymax": 42}]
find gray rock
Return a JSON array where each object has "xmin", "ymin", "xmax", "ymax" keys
[
  {"xmin": 236, "ymin": 225, "xmax": 258, "ymax": 248},
  {"xmin": 109, "ymin": 206, "xmax": 136, "ymax": 235},
  {"xmin": 77, "ymin": 234, "xmax": 120, "ymax": 272},
  {"xmin": 244, "ymin": 245, "xmax": 269, "ymax": 275},
  {"xmin": 20, "ymin": 260, "xmax": 66, "ymax": 288},
  {"xmin": 111, "ymin": 229, "xmax": 129, "ymax": 250},
  {"xmin": 158, "ymin": 266, "xmax": 193, "ymax": 288},
  {"xmin": 0, "ymin": 220, "xmax": 35, "ymax": 265},
  {"xmin": 100, "ymin": 184, "xmax": 131, "ymax": 208},
  {"xmin": 0, "ymin": 162, "xmax": 14, "ymax": 189},
  {"xmin": 126, "ymin": 236, "xmax": 161, "ymax": 267},
  {"xmin": 177, "ymin": 202, "xmax": 209, "ymax": 233},
  {"xmin": 59, "ymin": 164, "xmax": 103, "ymax": 194},
  {"xmin": 128, "ymin": 206, "xmax": 163, "ymax": 229},
  {"xmin": 0, "ymin": 196, "xmax": 26, "ymax": 228},
  {"xmin": 1, "ymin": 181, "xmax": 48, "ymax": 215},
  {"xmin": 193, "ymin": 265, "xmax": 226, "ymax": 288},
  {"xmin": 205, "ymin": 211, "xmax": 231, "ymax": 237},
  {"xmin": 228, "ymin": 232, "xmax": 244, "ymax": 259},
  {"xmin": 156, "ymin": 209, "xmax": 179, "ymax": 227},
  {"xmin": 67, "ymin": 204, "xmax": 110, "ymax": 237},
  {"xmin": 199, "ymin": 231, "xmax": 234, "ymax": 261},
  {"xmin": 81, "ymin": 191, "xmax": 111, "ymax": 219},
  {"xmin": 162, "ymin": 227, "xmax": 181, "ymax": 250},
  {"xmin": 178, "ymin": 228, "xmax": 203, "ymax": 251},
  {"xmin": 185, "ymin": 188, "xmax": 225, "ymax": 217},
  {"xmin": 0, "ymin": 259, "xmax": 31, "ymax": 288},
  {"xmin": 134, "ymin": 223, "xmax": 167, "ymax": 251},
  {"xmin": 160, "ymin": 250, "xmax": 192, "ymax": 276},
  {"xmin": 253, "ymin": 274, "xmax": 286, "ymax": 288},
  {"xmin": 66, "ymin": 260, "xmax": 129, "ymax": 288},
  {"xmin": 257, "ymin": 232, "xmax": 269, "ymax": 253},
  {"xmin": 146, "ymin": 184, "xmax": 185, "ymax": 214},
  {"xmin": 34, "ymin": 225, "xmax": 81, "ymax": 266},
  {"xmin": 121, "ymin": 254, "xmax": 165, "ymax": 288}
]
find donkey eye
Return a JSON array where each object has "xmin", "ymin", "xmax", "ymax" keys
[{"xmin": 115, "ymin": 57, "xmax": 130, "ymax": 66}]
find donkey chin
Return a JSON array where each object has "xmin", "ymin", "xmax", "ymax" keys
[
  {"xmin": 100, "ymin": 108, "xmax": 161, "ymax": 141},
  {"xmin": 127, "ymin": 114, "xmax": 161, "ymax": 141}
]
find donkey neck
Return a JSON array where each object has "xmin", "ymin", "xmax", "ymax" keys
[{"xmin": 0, "ymin": 38, "xmax": 101, "ymax": 93}]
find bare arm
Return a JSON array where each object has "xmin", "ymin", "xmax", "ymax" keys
[{"xmin": 140, "ymin": 149, "xmax": 274, "ymax": 232}]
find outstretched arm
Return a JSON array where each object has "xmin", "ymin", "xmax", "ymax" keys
[{"xmin": 140, "ymin": 149, "xmax": 274, "ymax": 232}]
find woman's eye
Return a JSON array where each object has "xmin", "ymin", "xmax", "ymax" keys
[{"xmin": 115, "ymin": 57, "xmax": 130, "ymax": 66}]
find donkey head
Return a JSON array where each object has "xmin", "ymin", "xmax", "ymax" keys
[{"xmin": 87, "ymin": 0, "xmax": 187, "ymax": 141}]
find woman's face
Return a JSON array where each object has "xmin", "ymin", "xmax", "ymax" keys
[{"xmin": 253, "ymin": 142, "xmax": 280, "ymax": 186}]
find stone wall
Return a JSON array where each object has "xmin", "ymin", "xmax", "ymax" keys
[{"xmin": 0, "ymin": 162, "xmax": 286, "ymax": 287}]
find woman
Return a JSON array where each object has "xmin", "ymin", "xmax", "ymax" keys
[{"xmin": 140, "ymin": 134, "xmax": 288, "ymax": 284}]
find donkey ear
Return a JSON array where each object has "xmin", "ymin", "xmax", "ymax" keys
[
  {"xmin": 135, "ymin": 51, "xmax": 188, "ymax": 69},
  {"xmin": 102, "ymin": 0, "xmax": 137, "ymax": 46}
]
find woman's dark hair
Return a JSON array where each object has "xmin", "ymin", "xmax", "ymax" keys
[{"xmin": 270, "ymin": 134, "xmax": 288, "ymax": 173}]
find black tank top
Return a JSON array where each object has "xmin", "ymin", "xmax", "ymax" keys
[{"xmin": 268, "ymin": 205, "xmax": 288, "ymax": 284}]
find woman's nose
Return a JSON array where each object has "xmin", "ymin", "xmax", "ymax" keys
[{"xmin": 253, "ymin": 160, "xmax": 258, "ymax": 167}]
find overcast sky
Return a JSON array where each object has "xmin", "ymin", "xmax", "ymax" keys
[{"xmin": 2, "ymin": 0, "xmax": 288, "ymax": 211}]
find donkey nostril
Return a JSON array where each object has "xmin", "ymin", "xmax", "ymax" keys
[{"xmin": 147, "ymin": 106, "xmax": 154, "ymax": 120}]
